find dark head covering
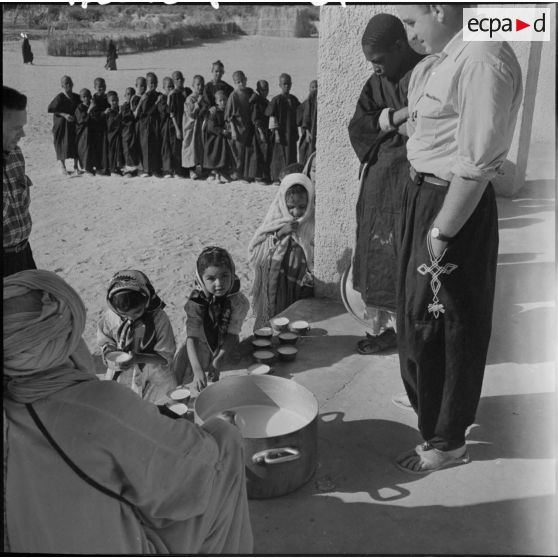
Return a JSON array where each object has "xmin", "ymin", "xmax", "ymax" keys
[{"xmin": 361, "ymin": 13, "xmax": 407, "ymax": 51}]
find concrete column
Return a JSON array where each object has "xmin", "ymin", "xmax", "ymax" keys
[{"xmin": 314, "ymin": 4, "xmax": 554, "ymax": 300}]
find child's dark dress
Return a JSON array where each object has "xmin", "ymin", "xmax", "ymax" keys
[
  {"xmin": 47, "ymin": 92, "xmax": 81, "ymax": 161},
  {"xmin": 204, "ymin": 109, "xmax": 230, "ymax": 170},
  {"xmin": 120, "ymin": 101, "xmax": 139, "ymax": 168},
  {"xmin": 136, "ymin": 91, "xmax": 162, "ymax": 175},
  {"xmin": 106, "ymin": 107, "xmax": 123, "ymax": 173}
]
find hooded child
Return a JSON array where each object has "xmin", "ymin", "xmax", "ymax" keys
[
  {"xmin": 249, "ymin": 172, "xmax": 315, "ymax": 329},
  {"xmin": 173, "ymin": 247, "xmax": 249, "ymax": 392},
  {"xmin": 47, "ymin": 75, "xmax": 81, "ymax": 175},
  {"xmin": 97, "ymin": 270, "xmax": 177, "ymax": 403}
]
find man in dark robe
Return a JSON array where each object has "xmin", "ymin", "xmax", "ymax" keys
[{"xmin": 347, "ymin": 13, "xmax": 423, "ymax": 355}]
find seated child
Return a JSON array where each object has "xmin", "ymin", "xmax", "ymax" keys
[
  {"xmin": 204, "ymin": 90, "xmax": 232, "ymax": 183},
  {"xmin": 249, "ymin": 172, "xmax": 315, "ymax": 330},
  {"xmin": 173, "ymin": 247, "xmax": 249, "ymax": 393},
  {"xmin": 97, "ymin": 270, "xmax": 177, "ymax": 403}
]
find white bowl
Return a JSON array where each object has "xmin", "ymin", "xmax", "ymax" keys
[
  {"xmin": 167, "ymin": 402, "xmax": 189, "ymax": 416},
  {"xmin": 105, "ymin": 351, "xmax": 132, "ymax": 365},
  {"xmin": 290, "ymin": 320, "xmax": 310, "ymax": 334},
  {"xmin": 247, "ymin": 363, "xmax": 272, "ymax": 375},
  {"xmin": 271, "ymin": 316, "xmax": 290, "ymax": 331},
  {"xmin": 170, "ymin": 387, "xmax": 191, "ymax": 401},
  {"xmin": 254, "ymin": 327, "xmax": 273, "ymax": 339}
]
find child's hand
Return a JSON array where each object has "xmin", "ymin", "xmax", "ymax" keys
[
  {"xmin": 64, "ymin": 114, "xmax": 75, "ymax": 122},
  {"xmin": 176, "ymin": 129, "xmax": 183, "ymax": 140},
  {"xmin": 209, "ymin": 106, "xmax": 217, "ymax": 116},
  {"xmin": 277, "ymin": 220, "xmax": 298, "ymax": 238},
  {"xmin": 118, "ymin": 351, "xmax": 136, "ymax": 370},
  {"xmin": 193, "ymin": 369, "xmax": 207, "ymax": 392},
  {"xmin": 104, "ymin": 108, "xmax": 111, "ymax": 115}
]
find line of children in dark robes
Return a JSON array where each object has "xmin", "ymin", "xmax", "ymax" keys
[
  {"xmin": 47, "ymin": 62, "xmax": 317, "ymax": 182},
  {"xmin": 95, "ymin": 158, "xmax": 315, "ymax": 403}
]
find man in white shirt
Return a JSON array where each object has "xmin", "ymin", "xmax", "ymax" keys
[{"xmin": 394, "ymin": 5, "xmax": 523, "ymax": 473}]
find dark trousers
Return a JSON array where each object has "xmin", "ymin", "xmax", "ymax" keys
[
  {"xmin": 3, "ymin": 242, "xmax": 37, "ymax": 277},
  {"xmin": 396, "ymin": 176, "xmax": 498, "ymax": 450}
]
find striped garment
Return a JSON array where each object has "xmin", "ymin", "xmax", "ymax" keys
[{"xmin": 3, "ymin": 146, "xmax": 32, "ymax": 250}]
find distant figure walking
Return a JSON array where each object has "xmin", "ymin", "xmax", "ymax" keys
[
  {"xmin": 105, "ymin": 40, "xmax": 117, "ymax": 71},
  {"xmin": 21, "ymin": 33, "xmax": 33, "ymax": 64}
]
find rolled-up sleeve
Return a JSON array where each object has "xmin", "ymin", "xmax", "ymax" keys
[{"xmin": 452, "ymin": 60, "xmax": 522, "ymax": 181}]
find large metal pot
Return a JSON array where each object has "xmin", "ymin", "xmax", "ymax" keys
[{"xmin": 195, "ymin": 375, "xmax": 318, "ymax": 499}]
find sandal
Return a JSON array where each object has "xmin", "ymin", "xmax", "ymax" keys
[
  {"xmin": 356, "ymin": 328, "xmax": 397, "ymax": 355},
  {"xmin": 395, "ymin": 443, "xmax": 470, "ymax": 475}
]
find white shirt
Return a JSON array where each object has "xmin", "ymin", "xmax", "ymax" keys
[{"xmin": 406, "ymin": 31, "xmax": 523, "ymax": 182}]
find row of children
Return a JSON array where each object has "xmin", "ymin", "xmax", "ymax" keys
[
  {"xmin": 47, "ymin": 60, "xmax": 318, "ymax": 184},
  {"xmin": 96, "ymin": 165, "xmax": 314, "ymax": 402}
]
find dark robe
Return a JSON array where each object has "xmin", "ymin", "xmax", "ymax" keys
[
  {"xmin": 106, "ymin": 107, "xmax": 123, "ymax": 172},
  {"xmin": 120, "ymin": 102, "xmax": 138, "ymax": 168},
  {"xmin": 168, "ymin": 88, "xmax": 190, "ymax": 175},
  {"xmin": 130, "ymin": 95, "xmax": 143, "ymax": 168},
  {"xmin": 158, "ymin": 95, "xmax": 174, "ymax": 174},
  {"xmin": 90, "ymin": 93, "xmax": 110, "ymax": 173},
  {"xmin": 252, "ymin": 94, "xmax": 272, "ymax": 181},
  {"xmin": 105, "ymin": 41, "xmax": 117, "ymax": 70},
  {"xmin": 136, "ymin": 91, "xmax": 162, "ymax": 175},
  {"xmin": 298, "ymin": 89, "xmax": 317, "ymax": 167},
  {"xmin": 347, "ymin": 49, "xmax": 424, "ymax": 311},
  {"xmin": 202, "ymin": 80, "xmax": 233, "ymax": 108},
  {"xmin": 47, "ymin": 92, "xmax": 80, "ymax": 160},
  {"xmin": 75, "ymin": 104, "xmax": 96, "ymax": 172},
  {"xmin": 22, "ymin": 38, "xmax": 33, "ymax": 64},
  {"xmin": 204, "ymin": 109, "xmax": 230, "ymax": 170},
  {"xmin": 266, "ymin": 93, "xmax": 300, "ymax": 182},
  {"xmin": 224, "ymin": 88, "xmax": 257, "ymax": 179}
]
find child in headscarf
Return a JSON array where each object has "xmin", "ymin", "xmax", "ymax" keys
[
  {"xmin": 173, "ymin": 247, "xmax": 249, "ymax": 392},
  {"xmin": 96, "ymin": 270, "xmax": 176, "ymax": 403},
  {"xmin": 249, "ymin": 172, "xmax": 315, "ymax": 330}
]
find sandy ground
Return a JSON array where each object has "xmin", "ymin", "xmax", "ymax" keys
[{"xmin": 3, "ymin": 36, "xmax": 318, "ymax": 363}]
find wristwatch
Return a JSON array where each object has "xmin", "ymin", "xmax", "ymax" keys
[{"xmin": 430, "ymin": 227, "xmax": 453, "ymax": 242}]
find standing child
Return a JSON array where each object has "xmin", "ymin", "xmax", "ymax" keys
[
  {"xmin": 90, "ymin": 77, "xmax": 110, "ymax": 176},
  {"xmin": 182, "ymin": 75, "xmax": 208, "ymax": 179},
  {"xmin": 97, "ymin": 270, "xmax": 177, "ymax": 403},
  {"xmin": 105, "ymin": 91, "xmax": 123, "ymax": 175},
  {"xmin": 120, "ymin": 87, "xmax": 139, "ymax": 177},
  {"xmin": 159, "ymin": 76, "xmax": 175, "ymax": 178},
  {"xmin": 252, "ymin": 79, "xmax": 272, "ymax": 184},
  {"xmin": 131, "ymin": 77, "xmax": 146, "ymax": 172},
  {"xmin": 135, "ymin": 72, "xmax": 162, "ymax": 177},
  {"xmin": 74, "ymin": 88, "xmax": 96, "ymax": 175},
  {"xmin": 204, "ymin": 90, "xmax": 231, "ymax": 183},
  {"xmin": 203, "ymin": 60, "xmax": 233, "ymax": 108},
  {"xmin": 168, "ymin": 70, "xmax": 191, "ymax": 178},
  {"xmin": 249, "ymin": 172, "xmax": 315, "ymax": 329},
  {"xmin": 266, "ymin": 73, "xmax": 300, "ymax": 184},
  {"xmin": 173, "ymin": 247, "xmax": 249, "ymax": 392},
  {"xmin": 297, "ymin": 79, "xmax": 317, "ymax": 167},
  {"xmin": 47, "ymin": 75, "xmax": 81, "ymax": 175},
  {"xmin": 225, "ymin": 70, "xmax": 257, "ymax": 182}
]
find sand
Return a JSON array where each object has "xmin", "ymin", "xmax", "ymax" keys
[{"xmin": 3, "ymin": 36, "xmax": 319, "ymax": 364}]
